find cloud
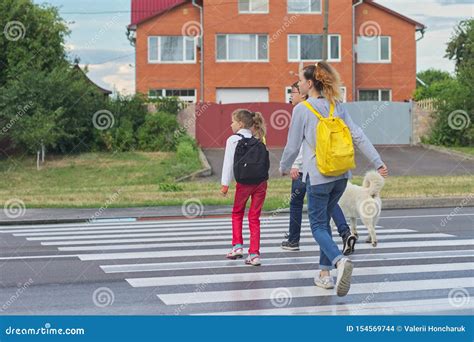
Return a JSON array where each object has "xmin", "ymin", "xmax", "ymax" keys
[
  {"xmin": 82, "ymin": 61, "xmax": 135, "ymax": 95},
  {"xmin": 375, "ymin": 0, "xmax": 470, "ymax": 72},
  {"xmin": 376, "ymin": 0, "xmax": 472, "ymax": 21},
  {"xmin": 435, "ymin": 0, "xmax": 474, "ymax": 5},
  {"xmin": 67, "ymin": 48, "xmax": 134, "ymax": 65},
  {"xmin": 416, "ymin": 15, "xmax": 466, "ymax": 31},
  {"xmin": 417, "ymin": 27, "xmax": 457, "ymax": 73}
]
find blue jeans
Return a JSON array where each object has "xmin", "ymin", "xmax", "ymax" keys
[
  {"xmin": 306, "ymin": 175, "xmax": 348, "ymax": 270},
  {"xmin": 288, "ymin": 173, "xmax": 350, "ymax": 244}
]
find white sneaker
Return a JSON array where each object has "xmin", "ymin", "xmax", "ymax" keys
[
  {"xmin": 335, "ymin": 257, "xmax": 353, "ymax": 297},
  {"xmin": 245, "ymin": 255, "xmax": 261, "ymax": 266},
  {"xmin": 226, "ymin": 247, "xmax": 243, "ymax": 260},
  {"xmin": 314, "ymin": 275, "xmax": 335, "ymax": 289}
]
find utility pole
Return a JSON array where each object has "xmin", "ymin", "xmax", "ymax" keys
[{"xmin": 322, "ymin": 0, "xmax": 329, "ymax": 61}]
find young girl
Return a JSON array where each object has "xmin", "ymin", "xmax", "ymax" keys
[
  {"xmin": 280, "ymin": 62, "xmax": 388, "ymax": 296},
  {"xmin": 282, "ymin": 82, "xmax": 358, "ymax": 257},
  {"xmin": 220, "ymin": 109, "xmax": 268, "ymax": 266}
]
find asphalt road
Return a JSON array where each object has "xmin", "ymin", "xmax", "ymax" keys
[{"xmin": 0, "ymin": 207, "xmax": 473, "ymax": 315}]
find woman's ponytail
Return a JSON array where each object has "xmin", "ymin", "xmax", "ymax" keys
[
  {"xmin": 252, "ymin": 111, "xmax": 266, "ymax": 141},
  {"xmin": 303, "ymin": 61, "xmax": 342, "ymax": 105}
]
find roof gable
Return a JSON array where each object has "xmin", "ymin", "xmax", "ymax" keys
[
  {"xmin": 357, "ymin": 0, "xmax": 425, "ymax": 29},
  {"xmin": 129, "ymin": 0, "xmax": 188, "ymax": 27}
]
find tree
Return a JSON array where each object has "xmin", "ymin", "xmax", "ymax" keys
[
  {"xmin": 445, "ymin": 19, "xmax": 474, "ymax": 71},
  {"xmin": 417, "ymin": 69, "xmax": 453, "ymax": 87},
  {"xmin": 0, "ymin": 66, "xmax": 106, "ymax": 154},
  {"xmin": 426, "ymin": 19, "xmax": 473, "ymax": 147},
  {"xmin": 0, "ymin": 0, "xmax": 70, "ymax": 86},
  {"xmin": 414, "ymin": 69, "xmax": 454, "ymax": 101}
]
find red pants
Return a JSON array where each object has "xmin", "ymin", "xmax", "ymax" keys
[{"xmin": 232, "ymin": 181, "xmax": 268, "ymax": 255}]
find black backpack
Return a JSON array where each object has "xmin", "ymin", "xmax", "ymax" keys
[{"xmin": 233, "ymin": 133, "xmax": 270, "ymax": 185}]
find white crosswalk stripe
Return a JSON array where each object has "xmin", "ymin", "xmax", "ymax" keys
[
  {"xmin": 1, "ymin": 215, "xmax": 472, "ymax": 315},
  {"xmin": 126, "ymin": 263, "xmax": 474, "ymax": 287}
]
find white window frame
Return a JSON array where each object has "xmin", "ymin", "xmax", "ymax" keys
[
  {"xmin": 358, "ymin": 89, "xmax": 392, "ymax": 102},
  {"xmin": 340, "ymin": 86, "xmax": 347, "ymax": 103},
  {"xmin": 357, "ymin": 36, "xmax": 391, "ymax": 64},
  {"xmin": 285, "ymin": 87, "xmax": 293, "ymax": 103},
  {"xmin": 216, "ymin": 34, "xmax": 269, "ymax": 62},
  {"xmin": 287, "ymin": 0, "xmax": 322, "ymax": 14},
  {"xmin": 148, "ymin": 36, "xmax": 196, "ymax": 64},
  {"xmin": 288, "ymin": 34, "xmax": 341, "ymax": 62},
  {"xmin": 148, "ymin": 89, "xmax": 197, "ymax": 103},
  {"xmin": 238, "ymin": 0, "xmax": 269, "ymax": 13}
]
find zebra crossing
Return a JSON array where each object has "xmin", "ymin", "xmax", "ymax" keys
[{"xmin": 1, "ymin": 214, "xmax": 473, "ymax": 315}]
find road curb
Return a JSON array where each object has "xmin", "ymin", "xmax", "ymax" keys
[
  {"xmin": 419, "ymin": 143, "xmax": 474, "ymax": 161},
  {"xmin": 1, "ymin": 196, "xmax": 472, "ymax": 226},
  {"xmin": 175, "ymin": 148, "xmax": 212, "ymax": 182}
]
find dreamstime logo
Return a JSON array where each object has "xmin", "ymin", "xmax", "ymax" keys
[
  {"xmin": 85, "ymin": 13, "xmax": 122, "ymax": 48},
  {"xmin": 353, "ymin": 278, "xmax": 390, "ymax": 314},
  {"xmin": 92, "ymin": 110, "xmax": 115, "ymax": 130},
  {"xmin": 448, "ymin": 110, "xmax": 471, "ymax": 130},
  {"xmin": 361, "ymin": 102, "xmax": 389, "ymax": 130},
  {"xmin": 87, "ymin": 189, "xmax": 122, "ymax": 223},
  {"xmin": 270, "ymin": 110, "xmax": 291, "ymax": 130},
  {"xmin": 92, "ymin": 287, "xmax": 115, "ymax": 307},
  {"xmin": 0, "ymin": 278, "xmax": 34, "ymax": 312},
  {"xmin": 358, "ymin": 198, "xmax": 380, "ymax": 219},
  {"xmin": 440, "ymin": 193, "xmax": 473, "ymax": 227},
  {"xmin": 1, "ymin": 101, "xmax": 34, "ymax": 136},
  {"xmin": 174, "ymin": 282, "xmax": 208, "ymax": 315},
  {"xmin": 359, "ymin": 21, "xmax": 381, "ymax": 40},
  {"xmin": 448, "ymin": 287, "xmax": 470, "ymax": 308},
  {"xmin": 174, "ymin": 102, "xmax": 211, "ymax": 138},
  {"xmin": 181, "ymin": 21, "xmax": 202, "ymax": 38},
  {"xmin": 3, "ymin": 199, "xmax": 26, "ymax": 219},
  {"xmin": 181, "ymin": 198, "xmax": 204, "ymax": 219},
  {"xmin": 3, "ymin": 21, "xmax": 26, "ymax": 41},
  {"xmin": 264, "ymin": 14, "xmax": 299, "ymax": 48},
  {"xmin": 270, "ymin": 287, "xmax": 292, "ymax": 308}
]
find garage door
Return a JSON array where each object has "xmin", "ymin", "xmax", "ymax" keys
[{"xmin": 216, "ymin": 88, "xmax": 269, "ymax": 104}]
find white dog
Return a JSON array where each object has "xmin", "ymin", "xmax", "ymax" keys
[{"xmin": 334, "ymin": 171, "xmax": 385, "ymax": 247}]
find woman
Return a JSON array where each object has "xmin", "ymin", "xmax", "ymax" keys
[
  {"xmin": 280, "ymin": 62, "xmax": 388, "ymax": 296},
  {"xmin": 282, "ymin": 82, "xmax": 358, "ymax": 257}
]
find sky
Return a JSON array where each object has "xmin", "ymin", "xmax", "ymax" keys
[{"xmin": 32, "ymin": 0, "xmax": 474, "ymax": 95}]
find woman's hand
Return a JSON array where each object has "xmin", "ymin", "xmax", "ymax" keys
[
  {"xmin": 377, "ymin": 164, "xmax": 389, "ymax": 178},
  {"xmin": 220, "ymin": 185, "xmax": 229, "ymax": 197},
  {"xmin": 290, "ymin": 168, "xmax": 300, "ymax": 180}
]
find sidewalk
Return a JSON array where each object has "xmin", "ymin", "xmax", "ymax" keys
[{"xmin": 1, "ymin": 196, "xmax": 472, "ymax": 225}]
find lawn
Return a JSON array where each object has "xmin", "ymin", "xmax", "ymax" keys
[
  {"xmin": 1, "ymin": 152, "xmax": 473, "ymax": 210},
  {"xmin": 449, "ymin": 146, "xmax": 474, "ymax": 156}
]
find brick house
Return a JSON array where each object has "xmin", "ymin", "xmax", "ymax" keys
[{"xmin": 128, "ymin": 0, "xmax": 425, "ymax": 104}]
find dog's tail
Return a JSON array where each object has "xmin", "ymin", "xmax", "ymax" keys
[{"xmin": 362, "ymin": 170, "xmax": 385, "ymax": 197}]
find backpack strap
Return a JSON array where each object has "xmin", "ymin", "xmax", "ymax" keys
[
  {"xmin": 303, "ymin": 100, "xmax": 335, "ymax": 119},
  {"xmin": 233, "ymin": 133, "xmax": 246, "ymax": 139},
  {"xmin": 328, "ymin": 103, "xmax": 335, "ymax": 118}
]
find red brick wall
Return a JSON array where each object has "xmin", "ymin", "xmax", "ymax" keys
[
  {"xmin": 202, "ymin": 0, "xmax": 354, "ymax": 102},
  {"xmin": 134, "ymin": 0, "xmax": 418, "ymax": 103},
  {"xmin": 355, "ymin": 2, "xmax": 417, "ymax": 101},
  {"xmin": 135, "ymin": 2, "xmax": 202, "ymax": 99}
]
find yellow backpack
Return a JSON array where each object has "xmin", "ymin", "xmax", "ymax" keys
[{"xmin": 303, "ymin": 100, "xmax": 356, "ymax": 176}]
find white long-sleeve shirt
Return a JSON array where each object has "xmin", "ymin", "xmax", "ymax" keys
[
  {"xmin": 221, "ymin": 128, "xmax": 253, "ymax": 186},
  {"xmin": 291, "ymin": 146, "xmax": 303, "ymax": 170}
]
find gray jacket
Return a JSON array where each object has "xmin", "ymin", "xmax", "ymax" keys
[{"xmin": 280, "ymin": 97, "xmax": 384, "ymax": 186}]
